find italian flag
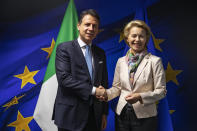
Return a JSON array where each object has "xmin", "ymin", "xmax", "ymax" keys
[{"xmin": 33, "ymin": 0, "xmax": 79, "ymax": 130}]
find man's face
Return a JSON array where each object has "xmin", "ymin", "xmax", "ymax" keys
[{"xmin": 77, "ymin": 14, "xmax": 99, "ymax": 44}]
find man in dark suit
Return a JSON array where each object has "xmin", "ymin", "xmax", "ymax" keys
[{"xmin": 52, "ymin": 9, "xmax": 108, "ymax": 131}]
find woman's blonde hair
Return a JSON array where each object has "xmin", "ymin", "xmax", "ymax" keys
[{"xmin": 123, "ymin": 20, "xmax": 151, "ymax": 46}]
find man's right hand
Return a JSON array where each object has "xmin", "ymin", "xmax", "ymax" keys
[
  {"xmin": 95, "ymin": 86, "xmax": 108, "ymax": 101},
  {"xmin": 95, "ymin": 86, "xmax": 105, "ymax": 96}
]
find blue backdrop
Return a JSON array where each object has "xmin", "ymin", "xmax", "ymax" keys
[{"xmin": 0, "ymin": 0, "xmax": 196, "ymax": 131}]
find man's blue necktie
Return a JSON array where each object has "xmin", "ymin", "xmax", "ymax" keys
[{"xmin": 85, "ymin": 45, "xmax": 93, "ymax": 79}]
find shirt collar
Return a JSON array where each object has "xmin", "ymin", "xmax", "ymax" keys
[{"xmin": 77, "ymin": 37, "xmax": 92, "ymax": 48}]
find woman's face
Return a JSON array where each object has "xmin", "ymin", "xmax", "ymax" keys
[{"xmin": 127, "ymin": 26, "xmax": 147, "ymax": 54}]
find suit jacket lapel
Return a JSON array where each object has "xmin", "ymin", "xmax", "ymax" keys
[
  {"xmin": 73, "ymin": 40, "xmax": 92, "ymax": 80},
  {"xmin": 133, "ymin": 53, "xmax": 150, "ymax": 86},
  {"xmin": 91, "ymin": 45, "xmax": 99, "ymax": 83},
  {"xmin": 122, "ymin": 57, "xmax": 132, "ymax": 91}
]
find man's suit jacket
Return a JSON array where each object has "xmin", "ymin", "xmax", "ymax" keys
[
  {"xmin": 107, "ymin": 53, "xmax": 166, "ymax": 118},
  {"xmin": 53, "ymin": 40, "xmax": 108, "ymax": 131}
]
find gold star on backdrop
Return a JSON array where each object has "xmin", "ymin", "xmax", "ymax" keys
[
  {"xmin": 41, "ymin": 38, "xmax": 55, "ymax": 59},
  {"xmin": 3, "ymin": 95, "xmax": 25, "ymax": 111},
  {"xmin": 169, "ymin": 110, "xmax": 175, "ymax": 114},
  {"xmin": 152, "ymin": 33, "xmax": 165, "ymax": 52},
  {"xmin": 165, "ymin": 63, "xmax": 182, "ymax": 85},
  {"xmin": 14, "ymin": 66, "xmax": 39, "ymax": 89},
  {"xmin": 7, "ymin": 111, "xmax": 33, "ymax": 131},
  {"xmin": 156, "ymin": 101, "xmax": 159, "ymax": 108},
  {"xmin": 113, "ymin": 28, "xmax": 124, "ymax": 43},
  {"xmin": 119, "ymin": 31, "xmax": 124, "ymax": 43},
  {"xmin": 98, "ymin": 28, "xmax": 104, "ymax": 34}
]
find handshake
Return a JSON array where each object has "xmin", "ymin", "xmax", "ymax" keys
[{"xmin": 95, "ymin": 86, "xmax": 108, "ymax": 102}]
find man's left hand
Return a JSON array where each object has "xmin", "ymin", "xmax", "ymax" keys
[{"xmin": 101, "ymin": 115, "xmax": 107, "ymax": 130}]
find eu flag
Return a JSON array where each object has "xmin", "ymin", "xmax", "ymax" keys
[{"xmin": 0, "ymin": 0, "xmax": 192, "ymax": 130}]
